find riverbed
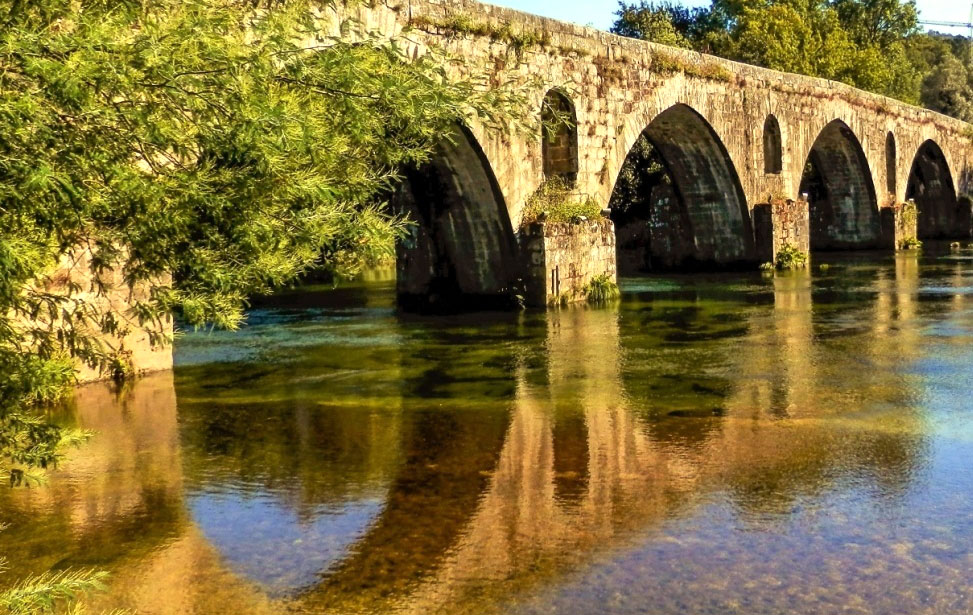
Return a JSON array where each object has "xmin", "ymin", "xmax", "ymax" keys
[{"xmin": 2, "ymin": 249, "xmax": 972, "ymax": 614}]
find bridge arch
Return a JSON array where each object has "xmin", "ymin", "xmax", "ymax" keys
[
  {"xmin": 394, "ymin": 124, "xmax": 520, "ymax": 311},
  {"xmin": 610, "ymin": 103, "xmax": 755, "ymax": 271},
  {"xmin": 799, "ymin": 120, "xmax": 881, "ymax": 250},
  {"xmin": 907, "ymin": 139, "xmax": 962, "ymax": 239},
  {"xmin": 541, "ymin": 89, "xmax": 579, "ymax": 186},
  {"xmin": 763, "ymin": 115, "xmax": 782, "ymax": 175}
]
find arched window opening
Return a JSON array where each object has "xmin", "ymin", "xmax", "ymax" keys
[
  {"xmin": 763, "ymin": 115, "xmax": 782, "ymax": 175},
  {"xmin": 886, "ymin": 132, "xmax": 897, "ymax": 196},
  {"xmin": 541, "ymin": 90, "xmax": 579, "ymax": 186}
]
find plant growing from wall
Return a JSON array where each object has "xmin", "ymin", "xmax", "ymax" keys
[
  {"xmin": 774, "ymin": 243, "xmax": 809, "ymax": 270},
  {"xmin": 584, "ymin": 274, "xmax": 621, "ymax": 304},
  {"xmin": 521, "ymin": 178, "xmax": 603, "ymax": 227},
  {"xmin": 897, "ymin": 200, "xmax": 921, "ymax": 249},
  {"xmin": 410, "ymin": 14, "xmax": 552, "ymax": 53},
  {"xmin": 900, "ymin": 199, "xmax": 919, "ymax": 230}
]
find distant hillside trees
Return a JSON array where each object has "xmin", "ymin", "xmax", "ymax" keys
[{"xmin": 613, "ymin": 0, "xmax": 973, "ymax": 119}]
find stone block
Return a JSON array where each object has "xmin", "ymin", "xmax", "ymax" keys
[
  {"xmin": 880, "ymin": 201, "xmax": 919, "ymax": 250},
  {"xmin": 524, "ymin": 218, "xmax": 617, "ymax": 307},
  {"xmin": 754, "ymin": 198, "xmax": 809, "ymax": 263}
]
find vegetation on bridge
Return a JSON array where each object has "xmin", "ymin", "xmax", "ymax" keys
[
  {"xmin": 521, "ymin": 177, "xmax": 603, "ymax": 227},
  {"xmin": 613, "ymin": 0, "xmax": 973, "ymax": 120}
]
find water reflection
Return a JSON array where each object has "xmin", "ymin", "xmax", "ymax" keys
[{"xmin": 2, "ymin": 252, "xmax": 973, "ymax": 614}]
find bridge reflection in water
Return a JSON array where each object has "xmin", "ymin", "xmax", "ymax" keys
[{"xmin": 2, "ymin": 253, "xmax": 972, "ymax": 615}]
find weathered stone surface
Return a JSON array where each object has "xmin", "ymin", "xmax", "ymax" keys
[
  {"xmin": 330, "ymin": 0, "xmax": 973, "ymax": 281},
  {"xmin": 525, "ymin": 219, "xmax": 616, "ymax": 306},
  {"xmin": 754, "ymin": 198, "xmax": 810, "ymax": 263},
  {"xmin": 880, "ymin": 201, "xmax": 920, "ymax": 250},
  {"xmin": 37, "ymin": 248, "xmax": 172, "ymax": 383}
]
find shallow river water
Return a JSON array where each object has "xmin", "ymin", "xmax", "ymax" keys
[{"xmin": 2, "ymin": 250, "xmax": 973, "ymax": 615}]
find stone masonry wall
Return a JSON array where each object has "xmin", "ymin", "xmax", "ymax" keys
[
  {"xmin": 38, "ymin": 248, "xmax": 173, "ymax": 384},
  {"xmin": 525, "ymin": 219, "xmax": 616, "ymax": 306},
  {"xmin": 754, "ymin": 199, "xmax": 810, "ymax": 264},
  {"xmin": 336, "ymin": 0, "xmax": 973, "ymax": 241},
  {"xmin": 880, "ymin": 202, "xmax": 920, "ymax": 250}
]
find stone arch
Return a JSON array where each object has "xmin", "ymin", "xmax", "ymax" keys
[
  {"xmin": 799, "ymin": 120, "xmax": 880, "ymax": 250},
  {"xmin": 763, "ymin": 114, "xmax": 782, "ymax": 175},
  {"xmin": 394, "ymin": 124, "xmax": 520, "ymax": 311},
  {"xmin": 541, "ymin": 89, "xmax": 579, "ymax": 186},
  {"xmin": 885, "ymin": 132, "xmax": 897, "ymax": 196},
  {"xmin": 610, "ymin": 103, "xmax": 755, "ymax": 271},
  {"xmin": 907, "ymin": 139, "xmax": 964, "ymax": 239}
]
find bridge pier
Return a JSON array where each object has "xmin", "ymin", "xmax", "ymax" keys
[
  {"xmin": 753, "ymin": 198, "xmax": 811, "ymax": 265},
  {"xmin": 880, "ymin": 202, "xmax": 920, "ymax": 250},
  {"xmin": 523, "ymin": 218, "xmax": 617, "ymax": 307}
]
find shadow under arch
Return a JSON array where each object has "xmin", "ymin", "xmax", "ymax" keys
[
  {"xmin": 610, "ymin": 103, "xmax": 756, "ymax": 272},
  {"xmin": 886, "ymin": 132, "xmax": 897, "ymax": 195},
  {"xmin": 394, "ymin": 124, "xmax": 521, "ymax": 312},
  {"xmin": 799, "ymin": 120, "xmax": 881, "ymax": 250},
  {"xmin": 907, "ymin": 139, "xmax": 965, "ymax": 239},
  {"xmin": 764, "ymin": 114, "xmax": 783, "ymax": 175}
]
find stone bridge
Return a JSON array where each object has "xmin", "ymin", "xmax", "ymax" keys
[
  {"xmin": 336, "ymin": 0, "xmax": 973, "ymax": 307},
  {"xmin": 64, "ymin": 0, "xmax": 973, "ymax": 379}
]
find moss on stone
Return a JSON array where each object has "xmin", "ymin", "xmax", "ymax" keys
[{"xmin": 410, "ymin": 14, "xmax": 551, "ymax": 52}]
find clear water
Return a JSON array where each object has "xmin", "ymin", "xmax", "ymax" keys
[{"xmin": 2, "ymin": 249, "xmax": 972, "ymax": 615}]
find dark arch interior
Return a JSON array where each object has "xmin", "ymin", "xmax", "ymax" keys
[
  {"xmin": 394, "ymin": 125, "xmax": 520, "ymax": 311},
  {"xmin": 799, "ymin": 121, "xmax": 880, "ymax": 251},
  {"xmin": 542, "ymin": 90, "xmax": 579, "ymax": 186},
  {"xmin": 885, "ymin": 132, "xmax": 897, "ymax": 195},
  {"xmin": 906, "ymin": 140, "xmax": 964, "ymax": 239},
  {"xmin": 763, "ymin": 115, "xmax": 782, "ymax": 175},
  {"xmin": 610, "ymin": 104, "xmax": 755, "ymax": 273}
]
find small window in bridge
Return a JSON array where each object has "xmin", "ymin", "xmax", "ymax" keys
[
  {"xmin": 542, "ymin": 90, "xmax": 579, "ymax": 186},
  {"xmin": 763, "ymin": 115, "xmax": 782, "ymax": 175},
  {"xmin": 886, "ymin": 132, "xmax": 897, "ymax": 195}
]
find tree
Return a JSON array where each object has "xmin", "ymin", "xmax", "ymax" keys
[
  {"xmin": 908, "ymin": 32, "xmax": 973, "ymax": 121},
  {"xmin": 0, "ymin": 0, "xmax": 524, "ymax": 608},
  {"xmin": 611, "ymin": 0, "xmax": 923, "ymax": 105},
  {"xmin": 613, "ymin": 2, "xmax": 694, "ymax": 48}
]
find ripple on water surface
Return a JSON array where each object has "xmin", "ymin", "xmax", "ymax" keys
[{"xmin": 2, "ymin": 256, "xmax": 973, "ymax": 615}]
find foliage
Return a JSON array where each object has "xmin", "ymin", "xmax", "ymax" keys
[
  {"xmin": 907, "ymin": 32, "xmax": 973, "ymax": 121},
  {"xmin": 608, "ymin": 135, "xmax": 670, "ymax": 221},
  {"xmin": 0, "ymin": 525, "xmax": 121, "ymax": 615},
  {"xmin": 0, "ymin": 0, "xmax": 526, "ymax": 482},
  {"xmin": 584, "ymin": 274, "xmax": 621, "ymax": 304},
  {"xmin": 900, "ymin": 199, "xmax": 919, "ymax": 231},
  {"xmin": 521, "ymin": 177, "xmax": 602, "ymax": 227},
  {"xmin": 900, "ymin": 236, "xmax": 922, "ymax": 249},
  {"xmin": 614, "ymin": 3, "xmax": 694, "ymax": 49},
  {"xmin": 612, "ymin": 0, "xmax": 923, "ymax": 106},
  {"xmin": 410, "ymin": 14, "xmax": 552, "ymax": 52},
  {"xmin": 775, "ymin": 244, "xmax": 809, "ymax": 270}
]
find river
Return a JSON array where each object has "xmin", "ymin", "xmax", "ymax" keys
[{"xmin": 2, "ymin": 249, "xmax": 972, "ymax": 614}]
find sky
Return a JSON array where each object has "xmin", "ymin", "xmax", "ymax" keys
[{"xmin": 486, "ymin": 0, "xmax": 973, "ymax": 34}]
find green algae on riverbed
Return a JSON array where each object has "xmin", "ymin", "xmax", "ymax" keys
[{"xmin": 1, "ymin": 249, "xmax": 972, "ymax": 615}]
